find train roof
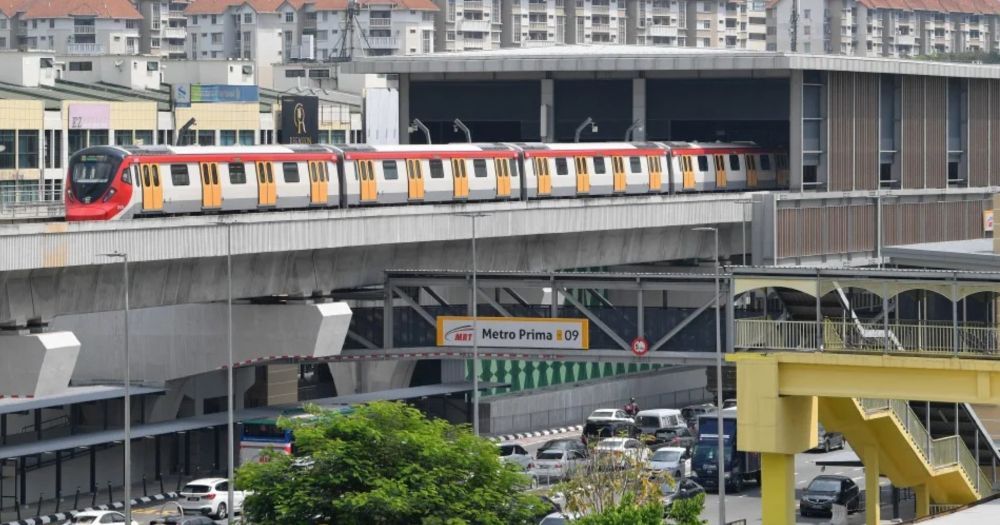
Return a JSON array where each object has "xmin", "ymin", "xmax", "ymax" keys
[
  {"xmin": 116, "ymin": 144, "xmax": 339, "ymax": 156},
  {"xmin": 335, "ymin": 143, "xmax": 514, "ymax": 153}
]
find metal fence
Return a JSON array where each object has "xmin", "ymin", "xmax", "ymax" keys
[
  {"xmin": 0, "ymin": 187, "xmax": 64, "ymax": 220},
  {"xmin": 735, "ymin": 318, "xmax": 1000, "ymax": 357}
]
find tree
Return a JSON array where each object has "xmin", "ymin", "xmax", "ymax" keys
[
  {"xmin": 237, "ymin": 401, "xmax": 546, "ymax": 525},
  {"xmin": 573, "ymin": 494, "xmax": 664, "ymax": 525},
  {"xmin": 666, "ymin": 493, "xmax": 706, "ymax": 525},
  {"xmin": 552, "ymin": 440, "xmax": 667, "ymax": 516}
]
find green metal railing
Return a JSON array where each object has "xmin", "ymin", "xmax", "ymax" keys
[
  {"xmin": 858, "ymin": 398, "xmax": 995, "ymax": 498},
  {"xmin": 735, "ymin": 318, "xmax": 1000, "ymax": 357}
]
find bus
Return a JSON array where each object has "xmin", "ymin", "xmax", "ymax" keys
[{"xmin": 239, "ymin": 406, "xmax": 352, "ymax": 464}]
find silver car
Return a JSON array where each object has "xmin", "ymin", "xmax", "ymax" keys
[
  {"xmin": 529, "ymin": 449, "xmax": 585, "ymax": 483},
  {"xmin": 499, "ymin": 443, "xmax": 532, "ymax": 470}
]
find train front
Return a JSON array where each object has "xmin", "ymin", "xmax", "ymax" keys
[{"xmin": 65, "ymin": 147, "xmax": 133, "ymax": 221}]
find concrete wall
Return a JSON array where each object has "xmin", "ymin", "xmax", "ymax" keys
[
  {"xmin": 50, "ymin": 302, "xmax": 351, "ymax": 384},
  {"xmin": 482, "ymin": 366, "xmax": 710, "ymax": 435}
]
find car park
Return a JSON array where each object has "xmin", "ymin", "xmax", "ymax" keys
[
  {"xmin": 65, "ymin": 511, "xmax": 138, "ymax": 525},
  {"xmin": 647, "ymin": 446, "xmax": 691, "ymax": 479},
  {"xmin": 529, "ymin": 449, "xmax": 586, "ymax": 483},
  {"xmin": 178, "ymin": 478, "xmax": 246, "ymax": 519},
  {"xmin": 799, "ymin": 475, "xmax": 861, "ymax": 517},
  {"xmin": 499, "ymin": 443, "xmax": 532, "ymax": 469},
  {"xmin": 661, "ymin": 479, "xmax": 705, "ymax": 511}
]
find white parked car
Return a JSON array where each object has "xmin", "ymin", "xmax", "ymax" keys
[
  {"xmin": 528, "ymin": 448, "xmax": 586, "ymax": 483},
  {"xmin": 499, "ymin": 443, "xmax": 532, "ymax": 470},
  {"xmin": 647, "ymin": 446, "xmax": 691, "ymax": 479},
  {"xmin": 586, "ymin": 409, "xmax": 633, "ymax": 423},
  {"xmin": 178, "ymin": 478, "xmax": 246, "ymax": 519},
  {"xmin": 65, "ymin": 510, "xmax": 138, "ymax": 524},
  {"xmin": 594, "ymin": 437, "xmax": 649, "ymax": 468}
]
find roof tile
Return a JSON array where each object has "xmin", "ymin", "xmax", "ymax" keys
[{"xmin": 19, "ymin": 0, "xmax": 143, "ymax": 19}]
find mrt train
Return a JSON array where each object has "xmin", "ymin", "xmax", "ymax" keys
[{"xmin": 64, "ymin": 141, "xmax": 789, "ymax": 221}]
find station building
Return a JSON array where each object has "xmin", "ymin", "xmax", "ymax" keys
[{"xmin": 0, "ymin": 52, "xmax": 362, "ymax": 205}]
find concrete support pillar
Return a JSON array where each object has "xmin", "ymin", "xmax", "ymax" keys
[
  {"xmin": 0, "ymin": 332, "xmax": 80, "ymax": 397},
  {"xmin": 789, "ymin": 70, "xmax": 804, "ymax": 192},
  {"xmin": 760, "ymin": 453, "xmax": 796, "ymax": 525},
  {"xmin": 541, "ymin": 78, "xmax": 555, "ymax": 142},
  {"xmin": 914, "ymin": 483, "xmax": 930, "ymax": 518},
  {"xmin": 398, "ymin": 74, "xmax": 410, "ymax": 144},
  {"xmin": 863, "ymin": 445, "xmax": 881, "ymax": 525},
  {"xmin": 632, "ymin": 78, "xmax": 646, "ymax": 141}
]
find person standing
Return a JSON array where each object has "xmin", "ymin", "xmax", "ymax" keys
[{"xmin": 624, "ymin": 397, "xmax": 639, "ymax": 417}]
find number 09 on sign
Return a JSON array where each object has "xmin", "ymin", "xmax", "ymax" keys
[{"xmin": 436, "ymin": 316, "xmax": 589, "ymax": 350}]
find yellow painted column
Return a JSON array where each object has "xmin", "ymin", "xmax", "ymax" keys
[
  {"xmin": 914, "ymin": 483, "xmax": 930, "ymax": 518},
  {"xmin": 863, "ymin": 445, "xmax": 881, "ymax": 525},
  {"xmin": 761, "ymin": 453, "xmax": 796, "ymax": 525}
]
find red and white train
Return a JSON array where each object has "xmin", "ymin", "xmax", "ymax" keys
[{"xmin": 65, "ymin": 141, "xmax": 789, "ymax": 221}]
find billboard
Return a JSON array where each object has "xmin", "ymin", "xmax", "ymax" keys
[
  {"xmin": 173, "ymin": 84, "xmax": 259, "ymax": 107},
  {"xmin": 985, "ymin": 210, "xmax": 994, "ymax": 233},
  {"xmin": 281, "ymin": 96, "xmax": 319, "ymax": 144},
  {"xmin": 68, "ymin": 104, "xmax": 110, "ymax": 130},
  {"xmin": 436, "ymin": 316, "xmax": 589, "ymax": 350}
]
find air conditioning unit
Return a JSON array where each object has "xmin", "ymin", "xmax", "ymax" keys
[{"xmin": 300, "ymin": 34, "xmax": 315, "ymax": 60}]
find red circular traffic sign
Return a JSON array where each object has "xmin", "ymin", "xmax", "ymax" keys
[{"xmin": 631, "ymin": 336, "xmax": 650, "ymax": 357}]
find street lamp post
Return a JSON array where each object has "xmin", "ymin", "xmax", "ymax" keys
[
  {"xmin": 458, "ymin": 212, "xmax": 488, "ymax": 436},
  {"xmin": 99, "ymin": 252, "xmax": 131, "ymax": 525},
  {"xmin": 222, "ymin": 221, "xmax": 235, "ymax": 525},
  {"xmin": 693, "ymin": 226, "xmax": 725, "ymax": 525}
]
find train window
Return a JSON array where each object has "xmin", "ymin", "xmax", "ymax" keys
[
  {"xmin": 555, "ymin": 158, "xmax": 568, "ymax": 176},
  {"xmin": 729, "ymin": 155, "xmax": 740, "ymax": 171},
  {"xmin": 265, "ymin": 162, "xmax": 274, "ymax": 183},
  {"xmin": 211, "ymin": 164, "xmax": 219, "ymax": 184},
  {"xmin": 142, "ymin": 165, "xmax": 150, "ymax": 187},
  {"xmin": 321, "ymin": 162, "xmax": 329, "ymax": 182},
  {"xmin": 509, "ymin": 159, "xmax": 519, "ymax": 178},
  {"xmin": 152, "ymin": 165, "xmax": 160, "ymax": 186},
  {"xmin": 629, "ymin": 157, "xmax": 641, "ymax": 173},
  {"xmin": 382, "ymin": 160, "xmax": 399, "ymax": 180},
  {"xmin": 283, "ymin": 162, "xmax": 300, "ymax": 183},
  {"xmin": 759, "ymin": 155, "xmax": 771, "ymax": 171},
  {"xmin": 697, "ymin": 156, "xmax": 708, "ymax": 172},
  {"xmin": 170, "ymin": 164, "xmax": 189, "ymax": 186},
  {"xmin": 429, "ymin": 159, "xmax": 444, "ymax": 179},
  {"xmin": 593, "ymin": 157, "xmax": 606, "ymax": 174},
  {"xmin": 229, "ymin": 163, "xmax": 246, "ymax": 184},
  {"xmin": 473, "ymin": 159, "xmax": 488, "ymax": 178}
]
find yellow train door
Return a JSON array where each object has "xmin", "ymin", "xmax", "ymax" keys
[
  {"xmin": 682, "ymin": 157, "xmax": 695, "ymax": 190},
  {"xmin": 647, "ymin": 156, "xmax": 662, "ymax": 191},
  {"xmin": 714, "ymin": 155, "xmax": 727, "ymax": 188},
  {"xmin": 407, "ymin": 159, "xmax": 425, "ymax": 200},
  {"xmin": 494, "ymin": 158, "xmax": 511, "ymax": 197},
  {"xmin": 140, "ymin": 163, "xmax": 163, "ymax": 211},
  {"xmin": 612, "ymin": 156, "xmax": 626, "ymax": 193},
  {"xmin": 200, "ymin": 162, "xmax": 221, "ymax": 208},
  {"xmin": 746, "ymin": 155, "xmax": 758, "ymax": 188},
  {"xmin": 451, "ymin": 159, "xmax": 469, "ymax": 199},
  {"xmin": 575, "ymin": 156, "xmax": 589, "ymax": 194},
  {"xmin": 255, "ymin": 162, "xmax": 276, "ymax": 206},
  {"xmin": 358, "ymin": 160, "xmax": 377, "ymax": 202},
  {"xmin": 535, "ymin": 158, "xmax": 551, "ymax": 195},
  {"xmin": 308, "ymin": 162, "xmax": 326, "ymax": 204}
]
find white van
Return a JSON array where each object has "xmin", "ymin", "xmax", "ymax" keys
[{"xmin": 634, "ymin": 409, "xmax": 684, "ymax": 437}]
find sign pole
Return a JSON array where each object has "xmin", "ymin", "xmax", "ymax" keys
[{"xmin": 471, "ymin": 214, "xmax": 480, "ymax": 437}]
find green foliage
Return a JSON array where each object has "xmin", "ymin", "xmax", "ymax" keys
[
  {"xmin": 236, "ymin": 401, "xmax": 545, "ymax": 525},
  {"xmin": 573, "ymin": 493, "xmax": 664, "ymax": 525},
  {"xmin": 666, "ymin": 492, "xmax": 707, "ymax": 525},
  {"xmin": 914, "ymin": 51, "xmax": 1000, "ymax": 64}
]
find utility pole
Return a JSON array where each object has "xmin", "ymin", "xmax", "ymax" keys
[{"xmin": 790, "ymin": 0, "xmax": 799, "ymax": 52}]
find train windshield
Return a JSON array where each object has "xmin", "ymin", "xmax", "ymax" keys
[{"xmin": 69, "ymin": 153, "xmax": 121, "ymax": 203}]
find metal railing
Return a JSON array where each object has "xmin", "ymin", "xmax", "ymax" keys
[
  {"xmin": 735, "ymin": 318, "xmax": 1000, "ymax": 357},
  {"xmin": 858, "ymin": 398, "xmax": 994, "ymax": 498},
  {"xmin": 1, "ymin": 187, "xmax": 64, "ymax": 220}
]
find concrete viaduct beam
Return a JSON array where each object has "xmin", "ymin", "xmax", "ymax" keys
[{"xmin": 0, "ymin": 332, "xmax": 80, "ymax": 397}]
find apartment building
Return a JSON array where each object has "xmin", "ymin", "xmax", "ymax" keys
[
  {"xmin": 303, "ymin": 0, "xmax": 437, "ymax": 59},
  {"xmin": 434, "ymin": 0, "xmax": 503, "ymax": 51},
  {"xmin": 767, "ymin": 0, "xmax": 1000, "ymax": 57},
  {"xmin": 136, "ymin": 0, "xmax": 191, "ymax": 58},
  {"xmin": 14, "ymin": 0, "xmax": 142, "ymax": 55}
]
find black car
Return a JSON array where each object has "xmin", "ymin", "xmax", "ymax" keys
[
  {"xmin": 811, "ymin": 423, "xmax": 846, "ymax": 453},
  {"xmin": 799, "ymin": 475, "xmax": 861, "ymax": 517},
  {"xmin": 583, "ymin": 420, "xmax": 640, "ymax": 443},
  {"xmin": 150, "ymin": 516, "xmax": 217, "ymax": 525},
  {"xmin": 537, "ymin": 437, "xmax": 588, "ymax": 458},
  {"xmin": 654, "ymin": 426, "xmax": 697, "ymax": 449},
  {"xmin": 661, "ymin": 479, "xmax": 705, "ymax": 511},
  {"xmin": 680, "ymin": 404, "xmax": 715, "ymax": 427}
]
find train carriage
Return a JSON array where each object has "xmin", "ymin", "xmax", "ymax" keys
[
  {"xmin": 515, "ymin": 142, "xmax": 671, "ymax": 198},
  {"xmin": 662, "ymin": 142, "xmax": 779, "ymax": 192}
]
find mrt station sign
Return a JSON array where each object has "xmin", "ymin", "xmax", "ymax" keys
[{"xmin": 436, "ymin": 316, "xmax": 589, "ymax": 350}]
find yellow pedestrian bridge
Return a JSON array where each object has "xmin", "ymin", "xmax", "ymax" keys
[{"xmin": 727, "ymin": 268, "xmax": 1000, "ymax": 525}]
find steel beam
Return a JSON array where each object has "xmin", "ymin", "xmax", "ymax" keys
[
  {"xmin": 559, "ymin": 287, "xmax": 630, "ymax": 351},
  {"xmin": 650, "ymin": 295, "xmax": 718, "ymax": 353},
  {"xmin": 346, "ymin": 331, "xmax": 379, "ymax": 350},
  {"xmin": 476, "ymin": 287, "xmax": 512, "ymax": 317},
  {"xmin": 390, "ymin": 286, "xmax": 437, "ymax": 327}
]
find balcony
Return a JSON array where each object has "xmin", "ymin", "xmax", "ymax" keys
[
  {"xmin": 591, "ymin": 23, "xmax": 611, "ymax": 33},
  {"xmin": 529, "ymin": 21, "xmax": 550, "ymax": 31},
  {"xmin": 73, "ymin": 25, "xmax": 96, "ymax": 34},
  {"xmin": 66, "ymin": 43, "xmax": 105, "ymax": 55},
  {"xmin": 459, "ymin": 19, "xmax": 491, "ymax": 32},
  {"xmin": 590, "ymin": 3, "xmax": 609, "ymax": 14},
  {"xmin": 169, "ymin": 9, "xmax": 186, "ymax": 19},
  {"xmin": 366, "ymin": 36, "xmax": 400, "ymax": 48},
  {"xmin": 463, "ymin": 0, "xmax": 485, "ymax": 10},
  {"xmin": 368, "ymin": 17, "xmax": 391, "ymax": 28},
  {"xmin": 529, "ymin": 2, "xmax": 548, "ymax": 12},
  {"xmin": 164, "ymin": 27, "xmax": 186, "ymax": 40},
  {"xmin": 648, "ymin": 24, "xmax": 677, "ymax": 37},
  {"xmin": 895, "ymin": 33, "xmax": 915, "ymax": 46}
]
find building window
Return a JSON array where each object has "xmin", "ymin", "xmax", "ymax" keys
[
  {"xmin": 0, "ymin": 130, "xmax": 14, "ymax": 169},
  {"xmin": 69, "ymin": 61, "xmax": 93, "ymax": 71},
  {"xmin": 285, "ymin": 11, "xmax": 294, "ymax": 22},
  {"xmin": 115, "ymin": 130, "xmax": 134, "ymax": 145},
  {"xmin": 68, "ymin": 130, "xmax": 86, "ymax": 155},
  {"xmin": 239, "ymin": 130, "xmax": 255, "ymax": 145},
  {"xmin": 198, "ymin": 130, "xmax": 215, "ymax": 146},
  {"xmin": 220, "ymin": 130, "xmax": 237, "ymax": 145},
  {"xmin": 308, "ymin": 69, "xmax": 330, "ymax": 78},
  {"xmin": 44, "ymin": 130, "xmax": 61, "ymax": 169},
  {"xmin": 285, "ymin": 69, "xmax": 305, "ymax": 78},
  {"xmin": 244, "ymin": 13, "xmax": 253, "ymax": 23},
  {"xmin": 803, "ymin": 8, "xmax": 810, "ymax": 19},
  {"xmin": 135, "ymin": 130, "xmax": 153, "ymax": 145},
  {"xmin": 89, "ymin": 130, "xmax": 108, "ymax": 145},
  {"xmin": 17, "ymin": 130, "xmax": 38, "ymax": 169},
  {"xmin": 211, "ymin": 15, "xmax": 217, "ymax": 24}
]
